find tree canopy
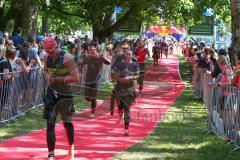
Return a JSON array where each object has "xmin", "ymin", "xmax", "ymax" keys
[{"xmin": 0, "ymin": 0, "xmax": 232, "ymax": 39}]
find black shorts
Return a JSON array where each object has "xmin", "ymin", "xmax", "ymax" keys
[
  {"xmin": 54, "ymin": 96, "xmax": 74, "ymax": 121},
  {"xmin": 118, "ymin": 92, "xmax": 136, "ymax": 108},
  {"xmin": 43, "ymin": 88, "xmax": 74, "ymax": 122},
  {"xmin": 84, "ymin": 82, "xmax": 98, "ymax": 99}
]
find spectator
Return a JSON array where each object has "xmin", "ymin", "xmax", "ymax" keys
[
  {"xmin": 209, "ymin": 56, "xmax": 222, "ymax": 80},
  {"xmin": 28, "ymin": 36, "xmax": 42, "ymax": 68},
  {"xmin": 215, "ymin": 55, "xmax": 232, "ymax": 88},
  {"xmin": 12, "ymin": 27, "xmax": 25, "ymax": 49},
  {"xmin": 100, "ymin": 37, "xmax": 108, "ymax": 57},
  {"xmin": 81, "ymin": 43, "xmax": 89, "ymax": 55},
  {"xmin": 231, "ymin": 51, "xmax": 240, "ymax": 88},
  {"xmin": 201, "ymin": 48, "xmax": 211, "ymax": 70},
  {"xmin": 0, "ymin": 47, "xmax": 15, "ymax": 114},
  {"xmin": 0, "ymin": 37, "xmax": 6, "ymax": 58},
  {"xmin": 11, "ymin": 46, "xmax": 31, "ymax": 73},
  {"xmin": 36, "ymin": 35, "xmax": 46, "ymax": 65},
  {"xmin": 218, "ymin": 49, "xmax": 230, "ymax": 66}
]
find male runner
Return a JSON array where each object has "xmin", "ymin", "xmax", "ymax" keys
[
  {"xmin": 80, "ymin": 42, "xmax": 110, "ymax": 118},
  {"xmin": 43, "ymin": 38, "xmax": 80, "ymax": 160},
  {"xmin": 134, "ymin": 40, "xmax": 148, "ymax": 94},
  {"xmin": 111, "ymin": 49, "xmax": 140, "ymax": 136}
]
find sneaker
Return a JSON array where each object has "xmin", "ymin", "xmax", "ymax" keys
[
  {"xmin": 89, "ymin": 113, "xmax": 95, "ymax": 119},
  {"xmin": 124, "ymin": 129, "xmax": 129, "ymax": 136},
  {"xmin": 48, "ymin": 154, "xmax": 55, "ymax": 160}
]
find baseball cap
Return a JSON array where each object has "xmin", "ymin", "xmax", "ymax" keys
[
  {"xmin": 36, "ymin": 35, "xmax": 45, "ymax": 42},
  {"xmin": 44, "ymin": 38, "xmax": 57, "ymax": 51}
]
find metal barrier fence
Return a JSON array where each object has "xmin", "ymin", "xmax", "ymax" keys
[
  {"xmin": 192, "ymin": 65, "xmax": 240, "ymax": 150},
  {"xmin": 0, "ymin": 64, "xmax": 112, "ymax": 124},
  {"xmin": 0, "ymin": 68, "xmax": 47, "ymax": 124},
  {"xmin": 99, "ymin": 64, "xmax": 111, "ymax": 83}
]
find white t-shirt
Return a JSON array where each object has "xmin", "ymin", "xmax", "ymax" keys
[
  {"xmin": 0, "ymin": 45, "xmax": 6, "ymax": 58},
  {"xmin": 39, "ymin": 50, "xmax": 46, "ymax": 60},
  {"xmin": 11, "ymin": 58, "xmax": 23, "ymax": 77}
]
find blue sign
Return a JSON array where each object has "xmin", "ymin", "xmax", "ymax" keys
[
  {"xmin": 114, "ymin": 6, "xmax": 125, "ymax": 14},
  {"xmin": 203, "ymin": 9, "xmax": 214, "ymax": 17}
]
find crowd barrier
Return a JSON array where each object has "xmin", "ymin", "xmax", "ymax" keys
[
  {"xmin": 0, "ymin": 68, "xmax": 47, "ymax": 124},
  {"xmin": 192, "ymin": 66, "xmax": 240, "ymax": 150},
  {"xmin": 0, "ymin": 64, "xmax": 112, "ymax": 124}
]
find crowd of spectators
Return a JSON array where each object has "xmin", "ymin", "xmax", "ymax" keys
[{"xmin": 183, "ymin": 41, "xmax": 240, "ymax": 91}]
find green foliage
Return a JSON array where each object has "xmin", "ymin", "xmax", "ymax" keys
[{"xmin": 0, "ymin": 0, "xmax": 232, "ymax": 37}]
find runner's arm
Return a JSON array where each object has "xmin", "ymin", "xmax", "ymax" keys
[
  {"xmin": 62, "ymin": 53, "xmax": 80, "ymax": 83},
  {"xmin": 43, "ymin": 54, "xmax": 52, "ymax": 84}
]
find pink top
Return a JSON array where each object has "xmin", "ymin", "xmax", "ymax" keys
[
  {"xmin": 221, "ymin": 66, "xmax": 231, "ymax": 85},
  {"xmin": 221, "ymin": 66, "xmax": 233, "ymax": 96},
  {"xmin": 238, "ymin": 64, "xmax": 240, "ymax": 88}
]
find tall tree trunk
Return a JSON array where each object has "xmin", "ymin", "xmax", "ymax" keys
[
  {"xmin": 0, "ymin": 6, "xmax": 5, "ymax": 31},
  {"xmin": 14, "ymin": 0, "xmax": 39, "ymax": 36},
  {"xmin": 42, "ymin": 16, "xmax": 49, "ymax": 35},
  {"xmin": 0, "ymin": 0, "xmax": 15, "ymax": 32},
  {"xmin": 92, "ymin": 25, "xmax": 101, "ymax": 41},
  {"xmin": 92, "ymin": 8, "xmax": 135, "ymax": 40},
  {"xmin": 230, "ymin": 0, "xmax": 240, "ymax": 61}
]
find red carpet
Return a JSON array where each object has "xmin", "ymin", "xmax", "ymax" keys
[{"xmin": 0, "ymin": 56, "xmax": 185, "ymax": 160}]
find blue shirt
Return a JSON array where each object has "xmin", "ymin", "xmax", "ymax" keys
[
  {"xmin": 29, "ymin": 46, "xmax": 38, "ymax": 68},
  {"xmin": 12, "ymin": 35, "xmax": 25, "ymax": 48}
]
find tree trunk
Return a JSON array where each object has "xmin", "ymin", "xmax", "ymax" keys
[
  {"xmin": 0, "ymin": 6, "xmax": 5, "ymax": 31},
  {"xmin": 230, "ymin": 0, "xmax": 240, "ymax": 61},
  {"xmin": 13, "ymin": 2, "xmax": 24, "ymax": 33},
  {"xmin": 42, "ymin": 16, "xmax": 49, "ymax": 35},
  {"xmin": 92, "ymin": 25, "xmax": 100, "ymax": 41},
  {"xmin": 0, "ymin": 0, "xmax": 15, "ymax": 32},
  {"xmin": 92, "ymin": 8, "xmax": 135, "ymax": 40},
  {"xmin": 13, "ymin": 0, "xmax": 39, "ymax": 36}
]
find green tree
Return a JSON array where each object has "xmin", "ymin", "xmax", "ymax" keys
[
  {"xmin": 0, "ymin": 0, "xmax": 15, "ymax": 31},
  {"xmin": 13, "ymin": 0, "xmax": 40, "ymax": 35},
  {"xmin": 47, "ymin": 0, "xmax": 221, "ymax": 40},
  {"xmin": 0, "ymin": 0, "xmax": 40, "ymax": 36},
  {"xmin": 230, "ymin": 0, "xmax": 240, "ymax": 58}
]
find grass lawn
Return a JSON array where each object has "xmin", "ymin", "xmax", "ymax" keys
[
  {"xmin": 113, "ymin": 57, "xmax": 240, "ymax": 160},
  {"xmin": 1, "ymin": 56, "xmax": 240, "ymax": 160},
  {"xmin": 0, "ymin": 83, "xmax": 113, "ymax": 142}
]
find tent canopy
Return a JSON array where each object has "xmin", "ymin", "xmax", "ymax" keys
[{"xmin": 148, "ymin": 25, "xmax": 186, "ymax": 40}]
